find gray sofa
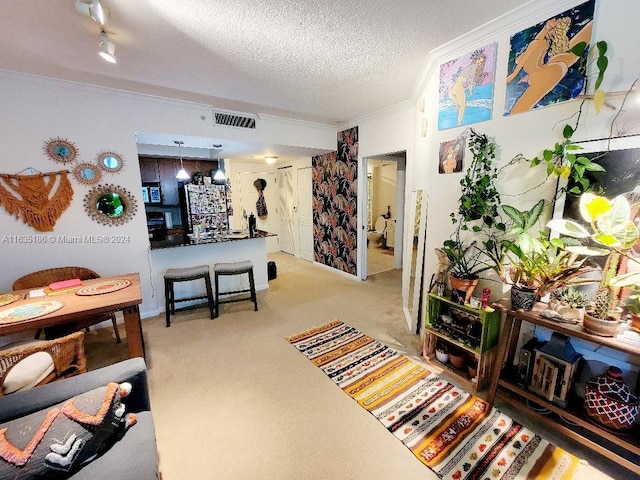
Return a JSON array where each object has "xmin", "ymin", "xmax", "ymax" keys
[{"xmin": 0, "ymin": 358, "xmax": 159, "ymax": 479}]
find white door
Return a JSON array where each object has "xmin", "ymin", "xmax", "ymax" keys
[
  {"xmin": 278, "ymin": 167, "xmax": 295, "ymax": 255},
  {"xmin": 297, "ymin": 167, "xmax": 314, "ymax": 262},
  {"xmin": 238, "ymin": 171, "xmax": 279, "ymax": 252}
]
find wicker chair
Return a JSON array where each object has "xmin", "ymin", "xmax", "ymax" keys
[
  {"xmin": 0, "ymin": 331, "xmax": 88, "ymax": 396},
  {"xmin": 12, "ymin": 266, "xmax": 121, "ymax": 343}
]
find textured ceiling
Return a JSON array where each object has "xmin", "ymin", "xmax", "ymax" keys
[{"xmin": 1, "ymin": 0, "xmax": 529, "ymax": 125}]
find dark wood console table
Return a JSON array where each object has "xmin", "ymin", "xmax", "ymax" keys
[{"xmin": 487, "ymin": 299, "xmax": 640, "ymax": 475}]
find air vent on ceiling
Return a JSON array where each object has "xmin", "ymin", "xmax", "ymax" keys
[{"xmin": 214, "ymin": 111, "xmax": 257, "ymax": 129}]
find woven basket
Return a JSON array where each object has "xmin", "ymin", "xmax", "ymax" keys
[
  {"xmin": 584, "ymin": 367, "xmax": 640, "ymax": 432},
  {"xmin": 448, "ymin": 349, "xmax": 467, "ymax": 370}
]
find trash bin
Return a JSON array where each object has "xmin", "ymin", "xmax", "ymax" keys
[{"xmin": 267, "ymin": 261, "xmax": 277, "ymax": 280}]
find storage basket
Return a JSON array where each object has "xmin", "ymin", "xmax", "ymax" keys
[{"xmin": 584, "ymin": 366, "xmax": 640, "ymax": 432}]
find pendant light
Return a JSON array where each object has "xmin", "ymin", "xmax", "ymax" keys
[
  {"xmin": 175, "ymin": 141, "xmax": 190, "ymax": 180},
  {"xmin": 212, "ymin": 144, "xmax": 226, "ymax": 182}
]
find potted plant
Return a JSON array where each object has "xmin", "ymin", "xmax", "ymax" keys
[
  {"xmin": 499, "ymin": 199, "xmax": 596, "ymax": 310},
  {"xmin": 453, "ymin": 129, "xmax": 503, "ymax": 228},
  {"xmin": 549, "ymin": 192, "xmax": 640, "ymax": 336},
  {"xmin": 624, "ymin": 288, "xmax": 640, "ymax": 333},
  {"xmin": 551, "ymin": 286, "xmax": 591, "ymax": 321}
]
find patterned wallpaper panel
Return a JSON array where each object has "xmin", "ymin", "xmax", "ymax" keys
[{"xmin": 312, "ymin": 126, "xmax": 358, "ymax": 276}]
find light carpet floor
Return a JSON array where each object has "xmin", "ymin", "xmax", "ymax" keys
[{"xmin": 84, "ymin": 252, "xmax": 627, "ymax": 480}]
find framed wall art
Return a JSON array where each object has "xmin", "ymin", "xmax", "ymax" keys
[
  {"xmin": 504, "ymin": 0, "xmax": 595, "ymax": 116},
  {"xmin": 438, "ymin": 42, "xmax": 498, "ymax": 130}
]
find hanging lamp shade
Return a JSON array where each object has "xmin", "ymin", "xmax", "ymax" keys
[
  {"xmin": 212, "ymin": 144, "xmax": 226, "ymax": 182},
  {"xmin": 174, "ymin": 140, "xmax": 190, "ymax": 180}
]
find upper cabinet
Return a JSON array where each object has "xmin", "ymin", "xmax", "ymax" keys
[
  {"xmin": 139, "ymin": 157, "xmax": 159, "ymax": 183},
  {"xmin": 139, "ymin": 156, "xmax": 219, "ymax": 206}
]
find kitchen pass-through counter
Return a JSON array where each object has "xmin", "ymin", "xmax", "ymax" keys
[{"xmin": 147, "ymin": 230, "xmax": 276, "ymax": 317}]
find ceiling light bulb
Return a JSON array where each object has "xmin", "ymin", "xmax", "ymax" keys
[
  {"xmin": 99, "ymin": 32, "xmax": 117, "ymax": 63},
  {"xmin": 265, "ymin": 156, "xmax": 277, "ymax": 164}
]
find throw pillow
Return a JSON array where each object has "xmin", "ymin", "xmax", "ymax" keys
[{"xmin": 0, "ymin": 382, "xmax": 137, "ymax": 478}]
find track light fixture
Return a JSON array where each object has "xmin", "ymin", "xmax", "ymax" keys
[
  {"xmin": 99, "ymin": 30, "xmax": 117, "ymax": 63},
  {"xmin": 175, "ymin": 141, "xmax": 191, "ymax": 181},
  {"xmin": 75, "ymin": 0, "xmax": 109, "ymax": 26},
  {"xmin": 76, "ymin": 1, "xmax": 117, "ymax": 64}
]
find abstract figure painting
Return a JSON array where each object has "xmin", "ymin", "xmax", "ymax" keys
[
  {"xmin": 438, "ymin": 134, "xmax": 466, "ymax": 174},
  {"xmin": 504, "ymin": 0, "xmax": 595, "ymax": 116},
  {"xmin": 438, "ymin": 42, "xmax": 497, "ymax": 130}
]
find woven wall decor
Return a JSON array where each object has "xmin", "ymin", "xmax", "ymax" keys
[
  {"xmin": 0, "ymin": 170, "xmax": 74, "ymax": 231},
  {"xmin": 43, "ymin": 137, "xmax": 78, "ymax": 164},
  {"xmin": 72, "ymin": 162, "xmax": 103, "ymax": 185},
  {"xmin": 84, "ymin": 183, "xmax": 137, "ymax": 226}
]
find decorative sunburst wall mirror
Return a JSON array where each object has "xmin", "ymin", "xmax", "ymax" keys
[
  {"xmin": 73, "ymin": 162, "xmax": 102, "ymax": 185},
  {"xmin": 44, "ymin": 137, "xmax": 78, "ymax": 164},
  {"xmin": 97, "ymin": 151, "xmax": 124, "ymax": 173},
  {"xmin": 84, "ymin": 184, "xmax": 137, "ymax": 226}
]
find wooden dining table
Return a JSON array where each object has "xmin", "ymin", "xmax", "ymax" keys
[{"xmin": 0, "ymin": 272, "xmax": 145, "ymax": 359}]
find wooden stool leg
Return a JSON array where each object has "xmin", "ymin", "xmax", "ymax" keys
[
  {"xmin": 164, "ymin": 278, "xmax": 171, "ymax": 327},
  {"xmin": 214, "ymin": 273, "xmax": 220, "ymax": 318},
  {"xmin": 249, "ymin": 268, "xmax": 258, "ymax": 311},
  {"xmin": 205, "ymin": 273, "xmax": 215, "ymax": 319}
]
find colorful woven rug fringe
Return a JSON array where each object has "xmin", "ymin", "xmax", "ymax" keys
[{"xmin": 286, "ymin": 320, "xmax": 580, "ymax": 480}]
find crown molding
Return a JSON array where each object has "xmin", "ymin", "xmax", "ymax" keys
[
  {"xmin": 338, "ymin": 100, "xmax": 413, "ymax": 131},
  {"xmin": 410, "ymin": 0, "xmax": 585, "ymax": 103}
]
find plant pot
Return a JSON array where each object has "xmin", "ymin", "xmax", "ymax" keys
[
  {"xmin": 467, "ymin": 363, "xmax": 478, "ymax": 378},
  {"xmin": 435, "ymin": 349, "xmax": 449, "ymax": 364},
  {"xmin": 630, "ymin": 314, "xmax": 640, "ymax": 333},
  {"xmin": 583, "ymin": 312, "xmax": 620, "ymax": 337},
  {"xmin": 448, "ymin": 349, "xmax": 467, "ymax": 370},
  {"xmin": 510, "ymin": 285, "xmax": 537, "ymax": 311},
  {"xmin": 555, "ymin": 306, "xmax": 585, "ymax": 322},
  {"xmin": 449, "ymin": 275, "xmax": 479, "ymax": 304}
]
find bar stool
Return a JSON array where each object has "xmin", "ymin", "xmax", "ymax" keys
[
  {"xmin": 164, "ymin": 265, "xmax": 215, "ymax": 327},
  {"xmin": 213, "ymin": 260, "xmax": 258, "ymax": 318}
]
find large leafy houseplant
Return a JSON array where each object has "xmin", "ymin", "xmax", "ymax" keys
[{"xmin": 548, "ymin": 192, "xmax": 640, "ymax": 325}]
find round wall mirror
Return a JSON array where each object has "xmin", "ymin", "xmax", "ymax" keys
[
  {"xmin": 97, "ymin": 151, "xmax": 124, "ymax": 173},
  {"xmin": 44, "ymin": 137, "xmax": 78, "ymax": 164},
  {"xmin": 72, "ymin": 162, "xmax": 102, "ymax": 185},
  {"xmin": 84, "ymin": 184, "xmax": 137, "ymax": 226}
]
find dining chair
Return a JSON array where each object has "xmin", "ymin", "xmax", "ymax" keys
[
  {"xmin": 0, "ymin": 331, "xmax": 87, "ymax": 396},
  {"xmin": 12, "ymin": 266, "xmax": 121, "ymax": 343}
]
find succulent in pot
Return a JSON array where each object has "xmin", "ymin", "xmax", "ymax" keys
[
  {"xmin": 551, "ymin": 286, "xmax": 591, "ymax": 321},
  {"xmin": 624, "ymin": 288, "xmax": 640, "ymax": 332}
]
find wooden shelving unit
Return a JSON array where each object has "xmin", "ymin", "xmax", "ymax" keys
[
  {"xmin": 486, "ymin": 300, "xmax": 640, "ymax": 476},
  {"xmin": 423, "ymin": 293, "xmax": 500, "ymax": 391}
]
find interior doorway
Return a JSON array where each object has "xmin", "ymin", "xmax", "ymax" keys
[{"xmin": 363, "ymin": 151, "xmax": 406, "ymax": 279}]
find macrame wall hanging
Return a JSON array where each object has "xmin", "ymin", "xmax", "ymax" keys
[{"xmin": 0, "ymin": 170, "xmax": 74, "ymax": 231}]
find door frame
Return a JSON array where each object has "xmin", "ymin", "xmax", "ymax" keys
[{"xmin": 359, "ymin": 152, "xmax": 407, "ymax": 280}]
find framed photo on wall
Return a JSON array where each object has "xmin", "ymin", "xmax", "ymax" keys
[
  {"xmin": 149, "ymin": 186, "xmax": 162, "ymax": 203},
  {"xmin": 141, "ymin": 186, "xmax": 150, "ymax": 203}
]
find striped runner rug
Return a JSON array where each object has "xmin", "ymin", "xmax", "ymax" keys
[{"xmin": 286, "ymin": 320, "xmax": 580, "ymax": 480}]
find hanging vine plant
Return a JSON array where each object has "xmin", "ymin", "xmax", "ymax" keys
[{"xmin": 452, "ymin": 129, "xmax": 505, "ymax": 233}]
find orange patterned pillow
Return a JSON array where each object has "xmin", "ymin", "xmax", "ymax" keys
[{"xmin": 0, "ymin": 382, "xmax": 137, "ymax": 478}]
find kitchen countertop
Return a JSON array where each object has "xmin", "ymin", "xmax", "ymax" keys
[{"xmin": 150, "ymin": 230, "xmax": 275, "ymax": 250}]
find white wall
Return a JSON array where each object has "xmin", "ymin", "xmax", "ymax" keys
[
  {"xmin": 0, "ymin": 72, "xmax": 335, "ymax": 319},
  {"xmin": 410, "ymin": 0, "xmax": 640, "ymax": 368}
]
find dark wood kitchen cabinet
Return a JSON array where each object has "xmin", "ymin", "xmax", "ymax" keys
[
  {"xmin": 139, "ymin": 157, "xmax": 159, "ymax": 182},
  {"xmin": 157, "ymin": 160, "xmax": 179, "ymax": 205}
]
